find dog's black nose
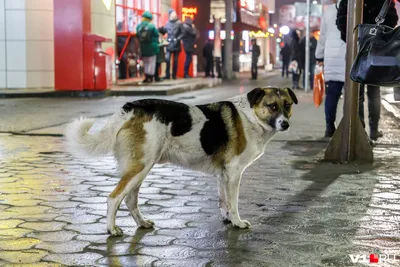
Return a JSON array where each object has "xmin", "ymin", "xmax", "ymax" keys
[{"xmin": 281, "ymin": 121, "xmax": 290, "ymax": 130}]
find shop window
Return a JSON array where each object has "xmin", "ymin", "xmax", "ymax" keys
[{"xmin": 116, "ymin": 0, "xmax": 161, "ymax": 34}]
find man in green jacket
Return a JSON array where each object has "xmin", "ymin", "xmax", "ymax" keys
[{"xmin": 136, "ymin": 11, "xmax": 160, "ymax": 83}]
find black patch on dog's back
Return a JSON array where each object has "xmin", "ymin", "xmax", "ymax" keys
[
  {"xmin": 197, "ymin": 102, "xmax": 238, "ymax": 155},
  {"xmin": 122, "ymin": 99, "xmax": 192, "ymax": 136}
]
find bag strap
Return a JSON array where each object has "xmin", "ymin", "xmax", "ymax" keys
[{"xmin": 375, "ymin": 0, "xmax": 392, "ymax": 25}]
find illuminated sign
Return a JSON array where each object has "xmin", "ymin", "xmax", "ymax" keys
[
  {"xmin": 101, "ymin": 0, "xmax": 112, "ymax": 11},
  {"xmin": 182, "ymin": 7, "xmax": 197, "ymax": 21},
  {"xmin": 249, "ymin": 30, "xmax": 270, "ymax": 38}
]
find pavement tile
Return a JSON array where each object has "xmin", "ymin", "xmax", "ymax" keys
[
  {"xmin": 0, "ymin": 219, "xmax": 25, "ymax": 229},
  {"xmin": 55, "ymin": 213, "xmax": 102, "ymax": 224},
  {"xmin": 43, "ymin": 252, "xmax": 103, "ymax": 266},
  {"xmin": 0, "ymin": 249, "xmax": 48, "ymax": 264},
  {"xmin": 0, "ymin": 238, "xmax": 41, "ymax": 250},
  {"xmin": 35, "ymin": 240, "xmax": 90, "ymax": 254},
  {"xmin": 65, "ymin": 223, "xmax": 107, "ymax": 234},
  {"xmin": 19, "ymin": 222, "xmax": 66, "ymax": 232},
  {"xmin": 137, "ymin": 245, "xmax": 197, "ymax": 259},
  {"xmin": 27, "ymin": 231, "xmax": 78, "ymax": 242},
  {"xmin": 0, "ymin": 228, "xmax": 33, "ymax": 240},
  {"xmin": 152, "ymin": 258, "xmax": 210, "ymax": 267},
  {"xmin": 97, "ymin": 255, "xmax": 158, "ymax": 266}
]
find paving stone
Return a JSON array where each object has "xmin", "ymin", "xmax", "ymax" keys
[
  {"xmin": 0, "ymin": 219, "xmax": 25, "ymax": 229},
  {"xmin": 153, "ymin": 258, "xmax": 211, "ymax": 267},
  {"xmin": 155, "ymin": 219, "xmax": 189, "ymax": 229},
  {"xmin": 0, "ymin": 238, "xmax": 41, "ymax": 250},
  {"xmin": 19, "ymin": 222, "xmax": 66, "ymax": 232},
  {"xmin": 44, "ymin": 252, "xmax": 103, "ymax": 266},
  {"xmin": 75, "ymin": 234, "xmax": 110, "ymax": 244},
  {"xmin": 35, "ymin": 240, "xmax": 90, "ymax": 253},
  {"xmin": 138, "ymin": 245, "xmax": 196, "ymax": 259},
  {"xmin": 27, "ymin": 231, "xmax": 78, "ymax": 242},
  {"xmin": 97, "ymin": 255, "xmax": 158, "ymax": 266},
  {"xmin": 71, "ymin": 196, "xmax": 107, "ymax": 203},
  {"xmin": 55, "ymin": 213, "xmax": 101, "ymax": 224},
  {"xmin": 65, "ymin": 223, "xmax": 107, "ymax": 234},
  {"xmin": 0, "ymin": 228, "xmax": 33, "ymax": 240},
  {"xmin": 0, "ymin": 249, "xmax": 48, "ymax": 264}
]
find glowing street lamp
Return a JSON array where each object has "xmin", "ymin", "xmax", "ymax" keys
[{"xmin": 279, "ymin": 25, "xmax": 290, "ymax": 35}]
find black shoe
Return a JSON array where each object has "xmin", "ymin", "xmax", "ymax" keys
[
  {"xmin": 325, "ymin": 127, "xmax": 336, "ymax": 138},
  {"xmin": 144, "ymin": 75, "xmax": 153, "ymax": 83},
  {"xmin": 370, "ymin": 130, "xmax": 383, "ymax": 141},
  {"xmin": 184, "ymin": 74, "xmax": 191, "ymax": 78},
  {"xmin": 142, "ymin": 75, "xmax": 149, "ymax": 83},
  {"xmin": 163, "ymin": 75, "xmax": 170, "ymax": 80},
  {"xmin": 155, "ymin": 76, "xmax": 162, "ymax": 82},
  {"xmin": 172, "ymin": 75, "xmax": 177, "ymax": 80}
]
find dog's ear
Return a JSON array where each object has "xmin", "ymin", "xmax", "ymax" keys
[
  {"xmin": 247, "ymin": 88, "xmax": 265, "ymax": 108},
  {"xmin": 286, "ymin": 88, "xmax": 298, "ymax": 104}
]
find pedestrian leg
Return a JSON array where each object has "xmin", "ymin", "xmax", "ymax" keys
[
  {"xmin": 324, "ymin": 81, "xmax": 344, "ymax": 137},
  {"xmin": 164, "ymin": 51, "xmax": 171, "ymax": 79},
  {"xmin": 367, "ymin": 85, "xmax": 382, "ymax": 140}
]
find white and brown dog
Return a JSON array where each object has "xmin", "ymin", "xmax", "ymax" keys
[{"xmin": 65, "ymin": 87, "xmax": 298, "ymax": 235}]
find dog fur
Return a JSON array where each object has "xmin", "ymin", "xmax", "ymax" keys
[{"xmin": 65, "ymin": 87, "xmax": 298, "ymax": 235}]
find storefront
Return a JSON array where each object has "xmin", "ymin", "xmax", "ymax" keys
[{"xmin": 115, "ymin": 0, "xmax": 161, "ymax": 81}]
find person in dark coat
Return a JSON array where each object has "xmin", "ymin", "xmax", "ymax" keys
[
  {"xmin": 158, "ymin": 9, "xmax": 183, "ymax": 80},
  {"xmin": 181, "ymin": 17, "xmax": 198, "ymax": 78},
  {"xmin": 289, "ymin": 30, "xmax": 304, "ymax": 89},
  {"xmin": 250, "ymin": 39, "xmax": 260, "ymax": 80},
  {"xmin": 299, "ymin": 31, "xmax": 318, "ymax": 89},
  {"xmin": 336, "ymin": 0, "xmax": 399, "ymax": 140},
  {"xmin": 280, "ymin": 43, "xmax": 291, "ymax": 78},
  {"xmin": 203, "ymin": 39, "xmax": 214, "ymax": 78}
]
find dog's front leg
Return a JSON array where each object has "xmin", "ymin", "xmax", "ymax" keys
[{"xmin": 224, "ymin": 171, "xmax": 251, "ymax": 229}]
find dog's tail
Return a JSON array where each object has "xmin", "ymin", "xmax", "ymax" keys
[{"xmin": 65, "ymin": 111, "xmax": 129, "ymax": 157}]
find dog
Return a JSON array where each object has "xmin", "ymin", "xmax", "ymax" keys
[{"xmin": 65, "ymin": 87, "xmax": 298, "ymax": 236}]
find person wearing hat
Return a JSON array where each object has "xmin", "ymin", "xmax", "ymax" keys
[
  {"xmin": 158, "ymin": 9, "xmax": 183, "ymax": 80},
  {"xmin": 136, "ymin": 11, "xmax": 160, "ymax": 83}
]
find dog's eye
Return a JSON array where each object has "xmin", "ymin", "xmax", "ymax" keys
[
  {"xmin": 284, "ymin": 103, "xmax": 291, "ymax": 109},
  {"xmin": 267, "ymin": 104, "xmax": 278, "ymax": 111}
]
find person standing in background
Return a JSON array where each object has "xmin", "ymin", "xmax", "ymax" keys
[
  {"xmin": 203, "ymin": 39, "xmax": 214, "ymax": 78},
  {"xmin": 315, "ymin": 0, "xmax": 346, "ymax": 138},
  {"xmin": 299, "ymin": 30, "xmax": 318, "ymax": 90},
  {"xmin": 158, "ymin": 9, "xmax": 183, "ymax": 80},
  {"xmin": 280, "ymin": 43, "xmax": 291, "ymax": 78},
  {"xmin": 181, "ymin": 17, "xmax": 198, "ymax": 78},
  {"xmin": 250, "ymin": 39, "xmax": 260, "ymax": 80},
  {"xmin": 136, "ymin": 11, "xmax": 159, "ymax": 83},
  {"xmin": 289, "ymin": 30, "xmax": 303, "ymax": 89},
  {"xmin": 336, "ymin": 0, "xmax": 399, "ymax": 140}
]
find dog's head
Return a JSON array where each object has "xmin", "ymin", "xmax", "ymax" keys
[{"xmin": 247, "ymin": 87, "xmax": 298, "ymax": 132}]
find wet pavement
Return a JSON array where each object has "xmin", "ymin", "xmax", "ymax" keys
[{"xmin": 0, "ymin": 74, "xmax": 399, "ymax": 266}]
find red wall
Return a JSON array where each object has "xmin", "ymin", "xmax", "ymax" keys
[{"xmin": 54, "ymin": 0, "xmax": 91, "ymax": 90}]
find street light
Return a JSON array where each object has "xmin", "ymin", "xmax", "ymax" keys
[
  {"xmin": 267, "ymin": 28, "xmax": 275, "ymax": 34},
  {"xmin": 279, "ymin": 25, "xmax": 290, "ymax": 35}
]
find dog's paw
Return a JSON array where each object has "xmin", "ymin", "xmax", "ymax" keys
[
  {"xmin": 232, "ymin": 220, "xmax": 251, "ymax": 229},
  {"xmin": 107, "ymin": 226, "xmax": 124, "ymax": 236},
  {"xmin": 139, "ymin": 219, "xmax": 155, "ymax": 229}
]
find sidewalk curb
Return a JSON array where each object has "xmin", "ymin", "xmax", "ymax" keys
[{"xmin": 0, "ymin": 79, "xmax": 222, "ymax": 98}]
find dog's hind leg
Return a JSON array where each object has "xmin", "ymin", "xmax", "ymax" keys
[
  {"xmin": 107, "ymin": 162, "xmax": 153, "ymax": 236},
  {"xmin": 124, "ymin": 181, "xmax": 155, "ymax": 228},
  {"xmin": 217, "ymin": 177, "xmax": 230, "ymax": 223},
  {"xmin": 224, "ymin": 170, "xmax": 251, "ymax": 229}
]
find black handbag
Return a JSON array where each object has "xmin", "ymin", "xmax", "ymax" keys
[{"xmin": 350, "ymin": 0, "xmax": 400, "ymax": 87}]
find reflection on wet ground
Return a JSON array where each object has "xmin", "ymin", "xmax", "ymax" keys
[{"xmin": 0, "ymin": 135, "xmax": 399, "ymax": 266}]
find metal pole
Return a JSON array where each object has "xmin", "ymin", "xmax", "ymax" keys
[
  {"xmin": 324, "ymin": 0, "xmax": 373, "ymax": 163},
  {"xmin": 304, "ymin": 0, "xmax": 310, "ymax": 92},
  {"xmin": 224, "ymin": 0, "xmax": 234, "ymax": 80}
]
